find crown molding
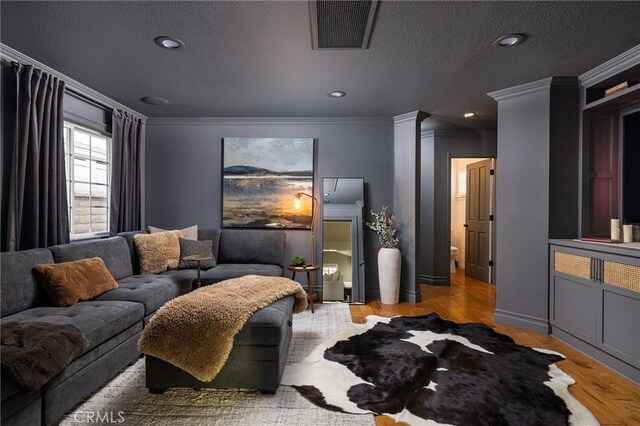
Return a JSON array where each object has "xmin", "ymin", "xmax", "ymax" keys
[
  {"xmin": 146, "ymin": 116, "xmax": 392, "ymax": 126},
  {"xmin": 393, "ymin": 110, "xmax": 430, "ymax": 124},
  {"xmin": 0, "ymin": 43, "xmax": 146, "ymax": 120},
  {"xmin": 487, "ymin": 77, "xmax": 554, "ymax": 101},
  {"xmin": 420, "ymin": 129, "xmax": 497, "ymax": 138},
  {"xmin": 579, "ymin": 44, "xmax": 640, "ymax": 88}
]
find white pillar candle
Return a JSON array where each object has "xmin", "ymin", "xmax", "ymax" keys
[
  {"xmin": 623, "ymin": 224, "xmax": 633, "ymax": 243},
  {"xmin": 611, "ymin": 219, "xmax": 620, "ymax": 240}
]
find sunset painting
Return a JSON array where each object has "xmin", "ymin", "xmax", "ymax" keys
[{"xmin": 222, "ymin": 138, "xmax": 314, "ymax": 229}]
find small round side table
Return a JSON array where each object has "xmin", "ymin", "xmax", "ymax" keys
[
  {"xmin": 182, "ymin": 254, "xmax": 214, "ymax": 289},
  {"xmin": 287, "ymin": 264, "xmax": 320, "ymax": 313}
]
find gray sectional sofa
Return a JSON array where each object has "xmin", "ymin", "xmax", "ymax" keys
[{"xmin": 1, "ymin": 228, "xmax": 289, "ymax": 426}]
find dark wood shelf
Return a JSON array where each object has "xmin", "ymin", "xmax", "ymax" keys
[{"xmin": 584, "ymin": 84, "xmax": 640, "ymax": 111}]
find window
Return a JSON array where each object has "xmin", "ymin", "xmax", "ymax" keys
[
  {"xmin": 457, "ymin": 167, "xmax": 467, "ymax": 198},
  {"xmin": 323, "ymin": 264, "xmax": 338, "ymax": 275},
  {"xmin": 64, "ymin": 122, "xmax": 111, "ymax": 239}
]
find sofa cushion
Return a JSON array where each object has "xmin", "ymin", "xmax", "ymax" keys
[
  {"xmin": 96, "ymin": 275, "xmax": 191, "ymax": 315},
  {"xmin": 33, "ymin": 257, "xmax": 118, "ymax": 307},
  {"xmin": 1, "ymin": 301, "xmax": 143, "ymax": 352},
  {"xmin": 235, "ymin": 296, "xmax": 294, "ymax": 346},
  {"xmin": 218, "ymin": 229, "xmax": 285, "ymax": 266},
  {"xmin": 116, "ymin": 231, "xmax": 146, "ymax": 275},
  {"xmin": 199, "ymin": 264, "xmax": 283, "ymax": 284},
  {"xmin": 134, "ymin": 231, "xmax": 182, "ymax": 275},
  {"xmin": 148, "ymin": 224, "xmax": 198, "ymax": 240},
  {"xmin": 1, "ymin": 249, "xmax": 54, "ymax": 317},
  {"xmin": 197, "ymin": 229, "xmax": 221, "ymax": 259},
  {"xmin": 49, "ymin": 237, "xmax": 133, "ymax": 280},
  {"xmin": 178, "ymin": 239, "xmax": 216, "ymax": 270}
]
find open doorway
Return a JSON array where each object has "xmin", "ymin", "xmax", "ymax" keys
[{"xmin": 450, "ymin": 158, "xmax": 496, "ymax": 284}]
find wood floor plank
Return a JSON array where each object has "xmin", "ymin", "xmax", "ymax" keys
[{"xmin": 349, "ymin": 271, "xmax": 640, "ymax": 426}]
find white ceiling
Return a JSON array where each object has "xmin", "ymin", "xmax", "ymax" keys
[{"xmin": 2, "ymin": 1, "xmax": 639, "ymax": 128}]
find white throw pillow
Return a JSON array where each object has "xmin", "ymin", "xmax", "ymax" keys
[{"xmin": 147, "ymin": 224, "xmax": 198, "ymax": 241}]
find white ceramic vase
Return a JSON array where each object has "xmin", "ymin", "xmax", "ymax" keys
[{"xmin": 378, "ymin": 247, "xmax": 401, "ymax": 305}]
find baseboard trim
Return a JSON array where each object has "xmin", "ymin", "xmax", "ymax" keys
[
  {"xmin": 494, "ymin": 309, "xmax": 550, "ymax": 335},
  {"xmin": 400, "ymin": 288, "xmax": 421, "ymax": 303},
  {"xmin": 419, "ymin": 274, "xmax": 449, "ymax": 286},
  {"xmin": 551, "ymin": 327, "xmax": 640, "ymax": 384}
]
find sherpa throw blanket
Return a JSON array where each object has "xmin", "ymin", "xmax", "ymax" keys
[
  {"xmin": 138, "ymin": 275, "xmax": 308, "ymax": 382},
  {"xmin": 1, "ymin": 322, "xmax": 88, "ymax": 393}
]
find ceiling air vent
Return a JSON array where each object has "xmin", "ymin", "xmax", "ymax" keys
[{"xmin": 309, "ymin": 0, "xmax": 379, "ymax": 50}]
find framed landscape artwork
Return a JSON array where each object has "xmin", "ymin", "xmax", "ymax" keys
[{"xmin": 222, "ymin": 138, "xmax": 314, "ymax": 229}]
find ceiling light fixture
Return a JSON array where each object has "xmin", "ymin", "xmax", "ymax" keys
[
  {"xmin": 492, "ymin": 34, "xmax": 525, "ymax": 47},
  {"xmin": 463, "ymin": 112, "xmax": 476, "ymax": 118},
  {"xmin": 328, "ymin": 91, "xmax": 346, "ymax": 98},
  {"xmin": 154, "ymin": 36, "xmax": 184, "ymax": 50},
  {"xmin": 141, "ymin": 96, "xmax": 170, "ymax": 106}
]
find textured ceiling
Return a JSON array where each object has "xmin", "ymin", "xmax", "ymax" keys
[{"xmin": 2, "ymin": 1, "xmax": 640, "ymax": 128}]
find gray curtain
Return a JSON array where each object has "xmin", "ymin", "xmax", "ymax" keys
[
  {"xmin": 110, "ymin": 109, "xmax": 144, "ymax": 235},
  {"xmin": 5, "ymin": 64, "xmax": 69, "ymax": 251}
]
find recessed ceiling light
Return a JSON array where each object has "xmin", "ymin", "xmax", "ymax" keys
[
  {"xmin": 492, "ymin": 34, "xmax": 525, "ymax": 47},
  {"xmin": 463, "ymin": 112, "xmax": 476, "ymax": 118},
  {"xmin": 328, "ymin": 91, "xmax": 346, "ymax": 98},
  {"xmin": 141, "ymin": 96, "xmax": 170, "ymax": 106},
  {"xmin": 324, "ymin": 193, "xmax": 330, "ymax": 196},
  {"xmin": 155, "ymin": 36, "xmax": 184, "ymax": 50}
]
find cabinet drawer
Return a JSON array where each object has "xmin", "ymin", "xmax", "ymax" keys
[
  {"xmin": 554, "ymin": 252, "xmax": 592, "ymax": 280},
  {"xmin": 603, "ymin": 261, "xmax": 640, "ymax": 293}
]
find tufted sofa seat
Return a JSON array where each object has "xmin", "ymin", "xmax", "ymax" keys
[
  {"xmin": 96, "ymin": 275, "xmax": 191, "ymax": 322},
  {"xmin": 1, "ymin": 301, "xmax": 143, "ymax": 352}
]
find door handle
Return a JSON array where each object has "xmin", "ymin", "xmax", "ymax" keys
[
  {"xmin": 463, "ymin": 224, "xmax": 469, "ymax": 228},
  {"xmin": 590, "ymin": 258, "xmax": 595, "ymax": 281}
]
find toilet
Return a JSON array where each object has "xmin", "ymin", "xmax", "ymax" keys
[{"xmin": 450, "ymin": 246, "xmax": 459, "ymax": 273}]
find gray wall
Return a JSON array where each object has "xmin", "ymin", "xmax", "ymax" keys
[
  {"xmin": 490, "ymin": 77, "xmax": 579, "ymax": 334},
  {"xmin": 419, "ymin": 130, "xmax": 497, "ymax": 285},
  {"xmin": 144, "ymin": 118, "xmax": 393, "ymax": 297}
]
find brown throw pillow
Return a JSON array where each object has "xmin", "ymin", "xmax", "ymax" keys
[
  {"xmin": 34, "ymin": 257, "xmax": 118, "ymax": 307},
  {"xmin": 134, "ymin": 230, "xmax": 183, "ymax": 275}
]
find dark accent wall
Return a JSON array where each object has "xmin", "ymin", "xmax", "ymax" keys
[
  {"xmin": 144, "ymin": 118, "xmax": 393, "ymax": 297},
  {"xmin": 489, "ymin": 77, "xmax": 579, "ymax": 334},
  {"xmin": 419, "ymin": 130, "xmax": 497, "ymax": 286}
]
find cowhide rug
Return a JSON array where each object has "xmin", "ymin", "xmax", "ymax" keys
[{"xmin": 281, "ymin": 313, "xmax": 599, "ymax": 426}]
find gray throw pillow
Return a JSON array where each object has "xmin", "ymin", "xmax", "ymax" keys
[
  {"xmin": 148, "ymin": 224, "xmax": 198, "ymax": 240},
  {"xmin": 178, "ymin": 239, "xmax": 216, "ymax": 270}
]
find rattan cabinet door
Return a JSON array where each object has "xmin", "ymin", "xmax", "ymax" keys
[
  {"xmin": 549, "ymin": 246, "xmax": 598, "ymax": 345},
  {"xmin": 595, "ymin": 252, "xmax": 640, "ymax": 368}
]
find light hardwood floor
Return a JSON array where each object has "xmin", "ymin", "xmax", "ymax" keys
[{"xmin": 349, "ymin": 271, "xmax": 640, "ymax": 426}]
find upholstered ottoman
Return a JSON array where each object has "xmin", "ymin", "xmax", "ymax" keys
[{"xmin": 145, "ymin": 296, "xmax": 294, "ymax": 394}]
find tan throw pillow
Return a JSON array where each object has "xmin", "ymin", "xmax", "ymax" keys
[
  {"xmin": 147, "ymin": 224, "xmax": 198, "ymax": 241},
  {"xmin": 134, "ymin": 230, "xmax": 183, "ymax": 275},
  {"xmin": 34, "ymin": 257, "xmax": 118, "ymax": 307}
]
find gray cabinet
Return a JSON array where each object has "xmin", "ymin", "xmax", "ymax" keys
[{"xmin": 550, "ymin": 242, "xmax": 640, "ymax": 373}]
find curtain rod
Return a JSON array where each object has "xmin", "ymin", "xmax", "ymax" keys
[
  {"xmin": 9, "ymin": 60, "xmax": 114, "ymax": 115},
  {"xmin": 1, "ymin": 43, "xmax": 147, "ymax": 121}
]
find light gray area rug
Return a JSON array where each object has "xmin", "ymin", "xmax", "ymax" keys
[{"xmin": 60, "ymin": 303, "xmax": 375, "ymax": 425}]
